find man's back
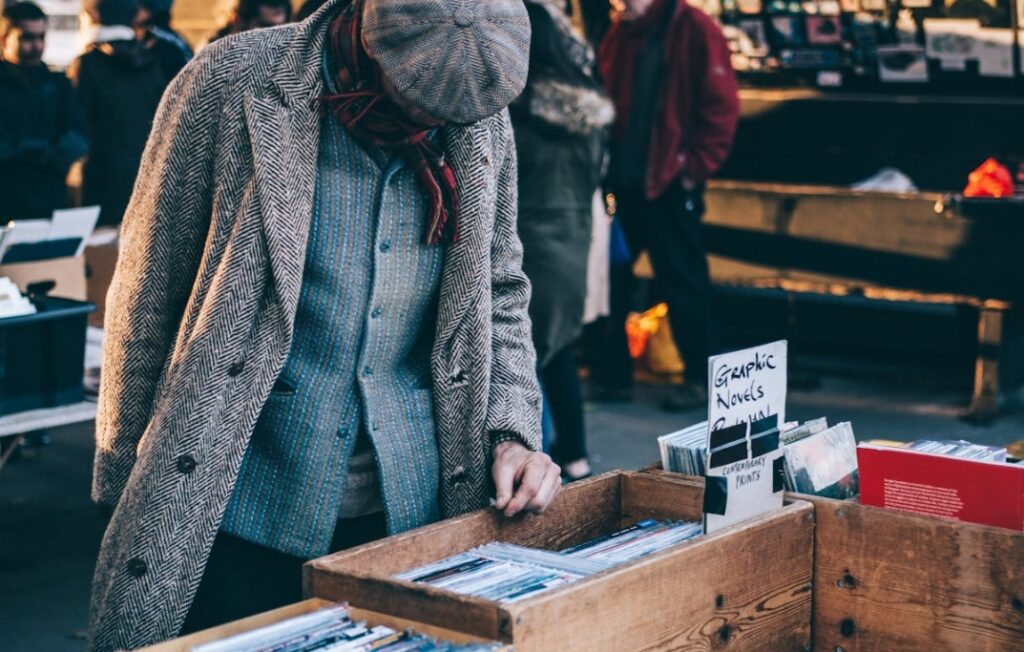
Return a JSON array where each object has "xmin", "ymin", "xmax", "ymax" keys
[
  {"xmin": 0, "ymin": 60, "xmax": 85, "ymax": 219},
  {"xmin": 70, "ymin": 40, "xmax": 166, "ymax": 226}
]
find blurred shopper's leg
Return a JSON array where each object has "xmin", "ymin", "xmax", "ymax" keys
[
  {"xmin": 590, "ymin": 189, "xmax": 648, "ymax": 397},
  {"xmin": 543, "ymin": 345, "xmax": 590, "ymax": 480},
  {"xmin": 645, "ymin": 186, "xmax": 717, "ymax": 410}
]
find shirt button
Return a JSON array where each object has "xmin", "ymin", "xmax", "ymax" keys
[
  {"xmin": 336, "ymin": 429, "xmax": 348, "ymax": 439},
  {"xmin": 363, "ymin": 366, "xmax": 374, "ymax": 377},
  {"xmin": 228, "ymin": 360, "xmax": 245, "ymax": 377},
  {"xmin": 126, "ymin": 558, "xmax": 148, "ymax": 578},
  {"xmin": 379, "ymin": 241, "xmax": 392, "ymax": 253},
  {"xmin": 371, "ymin": 307, "xmax": 382, "ymax": 319},
  {"xmin": 176, "ymin": 455, "xmax": 196, "ymax": 474}
]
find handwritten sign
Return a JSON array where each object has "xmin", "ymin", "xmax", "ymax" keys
[{"xmin": 704, "ymin": 341, "xmax": 787, "ymax": 533}]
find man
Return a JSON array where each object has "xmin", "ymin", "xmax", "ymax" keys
[
  {"xmin": 0, "ymin": 2, "xmax": 87, "ymax": 221},
  {"xmin": 88, "ymin": 1, "xmax": 558, "ymax": 651},
  {"xmin": 597, "ymin": 0, "xmax": 740, "ymax": 411},
  {"xmin": 210, "ymin": 0, "xmax": 292, "ymax": 40},
  {"xmin": 70, "ymin": 0, "xmax": 168, "ymax": 227},
  {"xmin": 134, "ymin": 0, "xmax": 192, "ymax": 81}
]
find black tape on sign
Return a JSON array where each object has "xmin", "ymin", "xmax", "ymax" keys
[
  {"xmin": 773, "ymin": 455, "xmax": 785, "ymax": 493},
  {"xmin": 704, "ymin": 475, "xmax": 729, "ymax": 515},
  {"xmin": 751, "ymin": 430, "xmax": 780, "ymax": 458},
  {"xmin": 711, "ymin": 441, "xmax": 748, "ymax": 467},
  {"xmin": 749, "ymin": 413, "xmax": 779, "ymax": 435},
  {"xmin": 710, "ymin": 422, "xmax": 747, "ymax": 449}
]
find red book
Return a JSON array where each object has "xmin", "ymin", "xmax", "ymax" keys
[{"xmin": 857, "ymin": 443, "xmax": 1024, "ymax": 531}]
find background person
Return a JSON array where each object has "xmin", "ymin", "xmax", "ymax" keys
[
  {"xmin": 595, "ymin": 0, "xmax": 740, "ymax": 411},
  {"xmin": 210, "ymin": 0, "xmax": 292, "ymax": 40},
  {"xmin": 70, "ymin": 0, "xmax": 168, "ymax": 227},
  {"xmin": 0, "ymin": 1, "xmax": 88, "ymax": 221},
  {"xmin": 511, "ymin": 0, "xmax": 614, "ymax": 481},
  {"xmin": 134, "ymin": 0, "xmax": 192, "ymax": 81}
]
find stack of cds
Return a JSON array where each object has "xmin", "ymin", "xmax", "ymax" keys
[
  {"xmin": 782, "ymin": 420, "xmax": 859, "ymax": 499},
  {"xmin": 658, "ymin": 421, "xmax": 708, "ymax": 475},
  {"xmin": 397, "ymin": 520, "xmax": 703, "ymax": 603},
  {"xmin": 395, "ymin": 543, "xmax": 608, "ymax": 603},
  {"xmin": 192, "ymin": 603, "xmax": 503, "ymax": 652},
  {"xmin": 562, "ymin": 519, "xmax": 703, "ymax": 564},
  {"xmin": 906, "ymin": 439, "xmax": 1007, "ymax": 463}
]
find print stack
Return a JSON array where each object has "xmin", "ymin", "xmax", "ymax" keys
[
  {"xmin": 658, "ymin": 416, "xmax": 861, "ymax": 499},
  {"xmin": 191, "ymin": 603, "xmax": 504, "ymax": 652},
  {"xmin": 905, "ymin": 438, "xmax": 1007, "ymax": 463},
  {"xmin": 395, "ymin": 519, "xmax": 703, "ymax": 603},
  {"xmin": 658, "ymin": 421, "xmax": 708, "ymax": 476},
  {"xmin": 781, "ymin": 419, "xmax": 859, "ymax": 499}
]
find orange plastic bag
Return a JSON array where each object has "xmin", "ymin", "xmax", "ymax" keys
[
  {"xmin": 625, "ymin": 303, "xmax": 686, "ymax": 375},
  {"xmin": 964, "ymin": 158, "xmax": 1013, "ymax": 198}
]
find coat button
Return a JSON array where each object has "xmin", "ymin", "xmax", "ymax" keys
[
  {"xmin": 449, "ymin": 466, "xmax": 468, "ymax": 486},
  {"xmin": 126, "ymin": 558, "xmax": 147, "ymax": 578},
  {"xmin": 176, "ymin": 455, "xmax": 196, "ymax": 474},
  {"xmin": 228, "ymin": 360, "xmax": 245, "ymax": 377}
]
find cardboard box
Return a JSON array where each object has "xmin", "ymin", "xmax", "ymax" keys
[
  {"xmin": 139, "ymin": 598, "xmax": 504, "ymax": 652},
  {"xmin": 0, "ymin": 256, "xmax": 87, "ymax": 301},
  {"xmin": 306, "ymin": 472, "xmax": 814, "ymax": 652},
  {"xmin": 644, "ymin": 465, "xmax": 1024, "ymax": 651},
  {"xmin": 84, "ymin": 229, "xmax": 119, "ymax": 328}
]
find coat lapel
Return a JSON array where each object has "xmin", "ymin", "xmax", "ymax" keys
[
  {"xmin": 244, "ymin": 91, "xmax": 318, "ymax": 319},
  {"xmin": 243, "ymin": 3, "xmax": 336, "ymax": 330},
  {"xmin": 435, "ymin": 122, "xmax": 495, "ymax": 347}
]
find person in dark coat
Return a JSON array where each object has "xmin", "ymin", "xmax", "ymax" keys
[
  {"xmin": 210, "ymin": 0, "xmax": 292, "ymax": 41},
  {"xmin": 134, "ymin": 0, "xmax": 192, "ymax": 81},
  {"xmin": 511, "ymin": 0, "xmax": 614, "ymax": 481},
  {"xmin": 69, "ymin": 0, "xmax": 168, "ymax": 227},
  {"xmin": 596, "ymin": 0, "xmax": 740, "ymax": 411},
  {"xmin": 0, "ymin": 2, "xmax": 88, "ymax": 221},
  {"xmin": 297, "ymin": 0, "xmax": 331, "ymax": 20}
]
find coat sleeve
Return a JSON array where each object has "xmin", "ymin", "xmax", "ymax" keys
[
  {"xmin": 486, "ymin": 112, "xmax": 543, "ymax": 455},
  {"xmin": 680, "ymin": 15, "xmax": 740, "ymax": 183},
  {"xmin": 92, "ymin": 45, "xmax": 232, "ymax": 507}
]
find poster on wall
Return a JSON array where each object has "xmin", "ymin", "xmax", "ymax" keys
[
  {"xmin": 738, "ymin": 18, "xmax": 772, "ymax": 55},
  {"xmin": 877, "ymin": 44, "xmax": 930, "ymax": 81},
  {"xmin": 806, "ymin": 15, "xmax": 843, "ymax": 44},
  {"xmin": 770, "ymin": 15, "xmax": 805, "ymax": 46},
  {"xmin": 924, "ymin": 19, "xmax": 1015, "ymax": 77}
]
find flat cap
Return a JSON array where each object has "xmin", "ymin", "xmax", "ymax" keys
[{"xmin": 362, "ymin": 0, "xmax": 531, "ymax": 125}]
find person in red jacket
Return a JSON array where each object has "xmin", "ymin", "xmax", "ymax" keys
[{"xmin": 595, "ymin": 0, "xmax": 739, "ymax": 411}]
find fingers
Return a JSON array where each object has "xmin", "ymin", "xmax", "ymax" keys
[
  {"xmin": 503, "ymin": 454, "xmax": 547, "ymax": 517},
  {"xmin": 524, "ymin": 465, "xmax": 562, "ymax": 515},
  {"xmin": 503, "ymin": 454, "xmax": 561, "ymax": 517},
  {"xmin": 492, "ymin": 446, "xmax": 524, "ymax": 511}
]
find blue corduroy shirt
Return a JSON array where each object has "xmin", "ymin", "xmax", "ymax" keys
[{"xmin": 221, "ymin": 65, "xmax": 445, "ymax": 557}]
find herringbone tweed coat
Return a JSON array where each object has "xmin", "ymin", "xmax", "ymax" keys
[{"xmin": 88, "ymin": 5, "xmax": 541, "ymax": 651}]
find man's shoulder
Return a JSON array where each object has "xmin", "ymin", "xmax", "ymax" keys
[{"xmin": 181, "ymin": 24, "xmax": 299, "ymax": 95}]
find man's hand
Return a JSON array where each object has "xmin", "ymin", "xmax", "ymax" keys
[{"xmin": 492, "ymin": 441, "xmax": 562, "ymax": 518}]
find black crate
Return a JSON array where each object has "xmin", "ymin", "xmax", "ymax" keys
[{"xmin": 0, "ymin": 296, "xmax": 94, "ymax": 416}]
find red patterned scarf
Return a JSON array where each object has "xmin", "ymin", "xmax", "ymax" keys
[{"xmin": 321, "ymin": 1, "xmax": 459, "ymax": 245}]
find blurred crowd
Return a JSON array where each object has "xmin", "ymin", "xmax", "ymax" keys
[{"xmin": 0, "ymin": 0, "xmax": 739, "ymax": 481}]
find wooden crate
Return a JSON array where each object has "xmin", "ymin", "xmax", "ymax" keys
[
  {"xmin": 642, "ymin": 466, "xmax": 1024, "ymax": 651},
  {"xmin": 306, "ymin": 471, "xmax": 814, "ymax": 652},
  {"xmin": 139, "ymin": 598, "xmax": 505, "ymax": 651},
  {"xmin": 802, "ymin": 494, "xmax": 1024, "ymax": 652}
]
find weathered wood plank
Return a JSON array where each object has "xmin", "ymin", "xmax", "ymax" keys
[
  {"xmin": 511, "ymin": 503, "xmax": 814, "ymax": 652},
  {"xmin": 808, "ymin": 496, "xmax": 1024, "ymax": 652},
  {"xmin": 308, "ymin": 472, "xmax": 814, "ymax": 651}
]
